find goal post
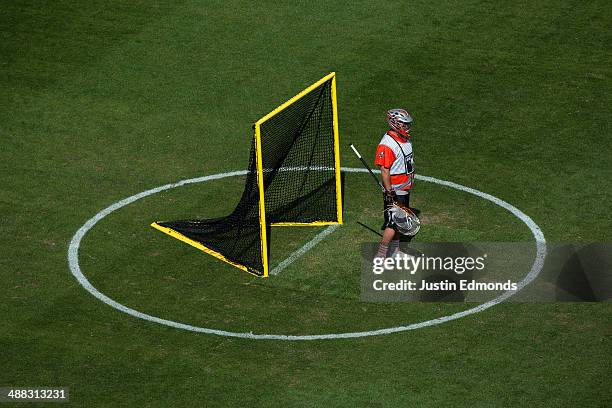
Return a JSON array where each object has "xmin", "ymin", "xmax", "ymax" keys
[
  {"xmin": 152, "ymin": 72, "xmax": 342, "ymax": 277},
  {"xmin": 252, "ymin": 120, "xmax": 270, "ymax": 276}
]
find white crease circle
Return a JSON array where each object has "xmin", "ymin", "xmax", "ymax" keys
[{"xmin": 68, "ymin": 168, "xmax": 547, "ymax": 340}]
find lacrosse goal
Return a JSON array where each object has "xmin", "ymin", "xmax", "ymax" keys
[{"xmin": 152, "ymin": 72, "xmax": 342, "ymax": 277}]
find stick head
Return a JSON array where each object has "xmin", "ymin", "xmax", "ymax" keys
[{"xmin": 387, "ymin": 203, "xmax": 421, "ymax": 236}]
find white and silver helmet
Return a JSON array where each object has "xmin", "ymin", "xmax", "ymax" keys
[{"xmin": 387, "ymin": 108, "xmax": 413, "ymax": 137}]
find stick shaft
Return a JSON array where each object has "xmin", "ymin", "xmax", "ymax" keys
[{"xmin": 349, "ymin": 144, "xmax": 384, "ymax": 190}]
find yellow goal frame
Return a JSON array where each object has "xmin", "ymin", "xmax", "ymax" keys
[
  {"xmin": 254, "ymin": 72, "xmax": 343, "ymax": 276},
  {"xmin": 152, "ymin": 73, "xmax": 342, "ymax": 278}
]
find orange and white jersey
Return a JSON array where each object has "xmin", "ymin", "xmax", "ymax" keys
[{"xmin": 374, "ymin": 131, "xmax": 414, "ymax": 194}]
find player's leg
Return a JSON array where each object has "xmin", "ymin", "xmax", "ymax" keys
[
  {"xmin": 375, "ymin": 194, "xmax": 398, "ymax": 258},
  {"xmin": 388, "ymin": 230, "xmax": 401, "ymax": 256},
  {"xmin": 375, "ymin": 227, "xmax": 396, "ymax": 258},
  {"xmin": 388, "ymin": 192, "xmax": 410, "ymax": 256}
]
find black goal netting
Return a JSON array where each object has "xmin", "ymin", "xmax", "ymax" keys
[{"xmin": 154, "ymin": 76, "xmax": 340, "ymax": 276}]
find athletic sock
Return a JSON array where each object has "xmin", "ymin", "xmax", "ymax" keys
[
  {"xmin": 375, "ymin": 243, "xmax": 389, "ymax": 259},
  {"xmin": 388, "ymin": 239, "xmax": 400, "ymax": 256}
]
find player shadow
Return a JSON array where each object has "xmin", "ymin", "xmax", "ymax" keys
[
  {"xmin": 550, "ymin": 243, "xmax": 612, "ymax": 301},
  {"xmin": 416, "ymin": 243, "xmax": 475, "ymax": 302}
]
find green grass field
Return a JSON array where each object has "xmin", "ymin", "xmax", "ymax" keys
[{"xmin": 2, "ymin": 1, "xmax": 611, "ymax": 406}]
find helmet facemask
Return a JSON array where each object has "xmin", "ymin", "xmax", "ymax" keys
[{"xmin": 395, "ymin": 119, "xmax": 412, "ymax": 137}]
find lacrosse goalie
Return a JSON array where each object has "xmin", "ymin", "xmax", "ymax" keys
[{"xmin": 374, "ymin": 108, "xmax": 420, "ymax": 259}]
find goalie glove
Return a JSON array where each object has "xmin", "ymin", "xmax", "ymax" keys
[{"xmin": 383, "ymin": 189, "xmax": 397, "ymax": 206}]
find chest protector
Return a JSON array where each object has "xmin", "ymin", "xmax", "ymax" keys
[{"xmin": 379, "ymin": 132, "xmax": 414, "ymax": 191}]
